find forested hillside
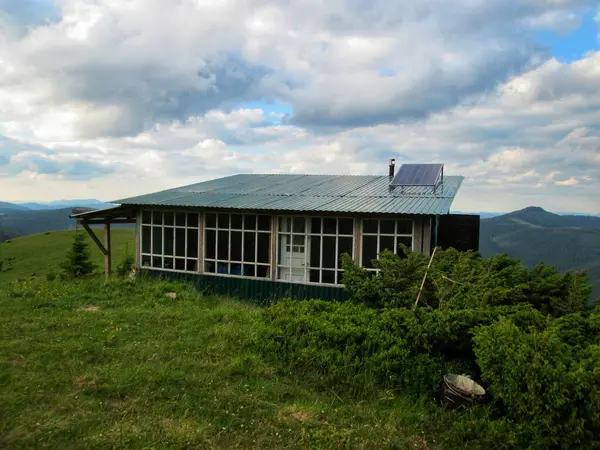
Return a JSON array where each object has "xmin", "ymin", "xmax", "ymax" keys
[
  {"xmin": 480, "ymin": 207, "xmax": 600, "ymax": 300},
  {"xmin": 0, "ymin": 201, "xmax": 28, "ymax": 212},
  {"xmin": 0, "ymin": 208, "xmax": 77, "ymax": 241}
]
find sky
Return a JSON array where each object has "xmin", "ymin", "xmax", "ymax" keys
[{"xmin": 0, "ymin": 0, "xmax": 599, "ymax": 213}]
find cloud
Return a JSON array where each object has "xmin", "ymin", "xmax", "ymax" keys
[
  {"xmin": 0, "ymin": 0, "xmax": 597, "ymax": 139},
  {"xmin": 0, "ymin": 1, "xmax": 599, "ymax": 213},
  {"xmin": 0, "ymin": 137, "xmax": 114, "ymax": 179},
  {"xmin": 555, "ymin": 177, "xmax": 580, "ymax": 186}
]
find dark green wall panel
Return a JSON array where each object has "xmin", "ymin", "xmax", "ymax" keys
[{"xmin": 141, "ymin": 270, "xmax": 346, "ymax": 304}]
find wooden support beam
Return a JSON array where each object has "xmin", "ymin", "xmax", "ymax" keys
[
  {"xmin": 422, "ymin": 216, "xmax": 432, "ymax": 255},
  {"xmin": 135, "ymin": 211, "xmax": 141, "ymax": 269},
  {"xmin": 81, "ymin": 222, "xmax": 108, "ymax": 255},
  {"xmin": 353, "ymin": 216, "xmax": 361, "ymax": 264},
  {"xmin": 198, "ymin": 212, "xmax": 204, "ymax": 273},
  {"xmin": 105, "ymin": 222, "xmax": 112, "ymax": 278},
  {"xmin": 413, "ymin": 217, "xmax": 423, "ymax": 253},
  {"xmin": 270, "ymin": 215, "xmax": 278, "ymax": 280}
]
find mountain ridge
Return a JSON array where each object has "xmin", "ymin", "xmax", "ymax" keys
[{"xmin": 480, "ymin": 207, "xmax": 600, "ymax": 301}]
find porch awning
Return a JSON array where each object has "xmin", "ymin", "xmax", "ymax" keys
[{"xmin": 70, "ymin": 205, "xmax": 136, "ymax": 223}]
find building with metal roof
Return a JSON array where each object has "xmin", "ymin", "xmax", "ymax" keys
[{"xmin": 72, "ymin": 161, "xmax": 479, "ymax": 301}]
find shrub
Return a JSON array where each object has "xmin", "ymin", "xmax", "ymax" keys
[
  {"xmin": 60, "ymin": 232, "xmax": 96, "ymax": 278},
  {"xmin": 473, "ymin": 318, "xmax": 600, "ymax": 448},
  {"xmin": 261, "ymin": 248, "xmax": 598, "ymax": 447},
  {"xmin": 259, "ymin": 300, "xmax": 547, "ymax": 396},
  {"xmin": 342, "ymin": 248, "xmax": 593, "ymax": 316},
  {"xmin": 259, "ymin": 299, "xmax": 444, "ymax": 395},
  {"xmin": 116, "ymin": 252, "xmax": 135, "ymax": 277}
]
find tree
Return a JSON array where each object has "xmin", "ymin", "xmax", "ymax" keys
[{"xmin": 61, "ymin": 232, "xmax": 96, "ymax": 278}]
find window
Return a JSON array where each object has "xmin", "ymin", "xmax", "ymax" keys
[
  {"xmin": 277, "ymin": 216, "xmax": 354, "ymax": 284},
  {"xmin": 361, "ymin": 218, "xmax": 413, "ymax": 269},
  {"xmin": 140, "ymin": 210, "xmax": 199, "ymax": 272},
  {"xmin": 204, "ymin": 212, "xmax": 271, "ymax": 278}
]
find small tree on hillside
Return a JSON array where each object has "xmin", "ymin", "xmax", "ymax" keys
[{"xmin": 61, "ymin": 232, "xmax": 97, "ymax": 278}]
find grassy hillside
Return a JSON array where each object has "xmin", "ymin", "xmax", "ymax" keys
[
  {"xmin": 0, "ymin": 277, "xmax": 473, "ymax": 449},
  {"xmin": 0, "ymin": 229, "xmax": 135, "ymax": 282},
  {"xmin": 480, "ymin": 207, "xmax": 600, "ymax": 300},
  {"xmin": 0, "ymin": 208, "xmax": 135, "ymax": 243}
]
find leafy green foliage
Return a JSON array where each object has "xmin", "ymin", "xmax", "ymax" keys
[
  {"xmin": 115, "ymin": 251, "xmax": 135, "ymax": 277},
  {"xmin": 473, "ymin": 316, "xmax": 600, "ymax": 448},
  {"xmin": 260, "ymin": 299, "xmax": 444, "ymax": 395},
  {"xmin": 60, "ymin": 232, "xmax": 97, "ymax": 278},
  {"xmin": 342, "ymin": 247, "xmax": 593, "ymax": 315},
  {"xmin": 260, "ymin": 299, "xmax": 548, "ymax": 397},
  {"xmin": 264, "ymin": 248, "xmax": 599, "ymax": 446}
]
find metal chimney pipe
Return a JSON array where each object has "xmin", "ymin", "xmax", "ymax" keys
[{"xmin": 388, "ymin": 158, "xmax": 396, "ymax": 177}]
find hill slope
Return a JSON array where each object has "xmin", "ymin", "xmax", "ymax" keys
[
  {"xmin": 0, "ymin": 208, "xmax": 77, "ymax": 240},
  {"xmin": 480, "ymin": 207, "xmax": 600, "ymax": 300},
  {"xmin": 0, "ymin": 207, "xmax": 134, "ymax": 243},
  {"xmin": 0, "ymin": 229, "xmax": 135, "ymax": 282},
  {"xmin": 0, "ymin": 201, "xmax": 29, "ymax": 212}
]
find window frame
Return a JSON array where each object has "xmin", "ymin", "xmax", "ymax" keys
[
  {"xmin": 360, "ymin": 217, "xmax": 414, "ymax": 270},
  {"xmin": 276, "ymin": 215, "xmax": 355, "ymax": 285},
  {"xmin": 140, "ymin": 209, "xmax": 200, "ymax": 273},
  {"xmin": 202, "ymin": 211, "xmax": 272, "ymax": 279}
]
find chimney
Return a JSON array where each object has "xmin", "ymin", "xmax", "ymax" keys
[{"xmin": 388, "ymin": 158, "xmax": 396, "ymax": 177}]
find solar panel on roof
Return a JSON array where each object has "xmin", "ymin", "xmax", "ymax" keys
[{"xmin": 391, "ymin": 164, "xmax": 443, "ymax": 186}]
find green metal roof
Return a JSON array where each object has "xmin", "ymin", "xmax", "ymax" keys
[{"xmin": 113, "ymin": 174, "xmax": 464, "ymax": 215}]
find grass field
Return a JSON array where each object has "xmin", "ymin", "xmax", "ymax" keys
[
  {"xmin": 0, "ymin": 229, "xmax": 135, "ymax": 283},
  {"xmin": 0, "ymin": 276, "xmax": 492, "ymax": 449}
]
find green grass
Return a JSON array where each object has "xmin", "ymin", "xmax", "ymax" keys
[
  {"xmin": 0, "ymin": 277, "xmax": 500, "ymax": 449},
  {"xmin": 0, "ymin": 229, "xmax": 135, "ymax": 283}
]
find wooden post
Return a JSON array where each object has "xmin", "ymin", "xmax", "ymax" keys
[
  {"xmin": 135, "ymin": 211, "xmax": 141, "ymax": 269},
  {"xmin": 413, "ymin": 217, "xmax": 423, "ymax": 254},
  {"xmin": 270, "ymin": 214, "xmax": 278, "ymax": 280},
  {"xmin": 422, "ymin": 216, "xmax": 432, "ymax": 255},
  {"xmin": 353, "ymin": 216, "xmax": 362, "ymax": 264},
  {"xmin": 415, "ymin": 246, "xmax": 437, "ymax": 307},
  {"xmin": 105, "ymin": 222, "xmax": 112, "ymax": 278}
]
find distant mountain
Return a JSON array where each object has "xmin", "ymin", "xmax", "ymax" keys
[
  {"xmin": 17, "ymin": 199, "xmax": 116, "ymax": 210},
  {"xmin": 453, "ymin": 210, "xmax": 600, "ymax": 219},
  {"xmin": 0, "ymin": 208, "xmax": 77, "ymax": 241},
  {"xmin": 480, "ymin": 207, "xmax": 600, "ymax": 301},
  {"xmin": 0, "ymin": 202, "xmax": 29, "ymax": 213}
]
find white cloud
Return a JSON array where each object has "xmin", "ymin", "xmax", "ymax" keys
[
  {"xmin": 1, "ymin": 0, "xmax": 597, "ymax": 137},
  {"xmin": 556, "ymin": 177, "xmax": 580, "ymax": 186},
  {"xmin": 0, "ymin": 0, "xmax": 599, "ymax": 213}
]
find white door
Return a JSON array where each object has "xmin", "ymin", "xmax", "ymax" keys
[{"xmin": 279, "ymin": 235, "xmax": 307, "ymax": 281}]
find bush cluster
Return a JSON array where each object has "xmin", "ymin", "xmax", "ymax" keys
[{"xmin": 259, "ymin": 247, "xmax": 599, "ymax": 447}]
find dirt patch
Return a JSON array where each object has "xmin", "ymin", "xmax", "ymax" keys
[
  {"xmin": 409, "ymin": 436, "xmax": 429, "ymax": 449},
  {"xmin": 76, "ymin": 376, "xmax": 97, "ymax": 389},
  {"xmin": 278, "ymin": 405, "xmax": 313, "ymax": 423},
  {"xmin": 79, "ymin": 305, "xmax": 101, "ymax": 312}
]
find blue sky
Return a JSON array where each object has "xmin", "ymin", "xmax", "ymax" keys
[
  {"xmin": 0, "ymin": 1, "xmax": 598, "ymax": 213},
  {"xmin": 536, "ymin": 11, "xmax": 599, "ymax": 62}
]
